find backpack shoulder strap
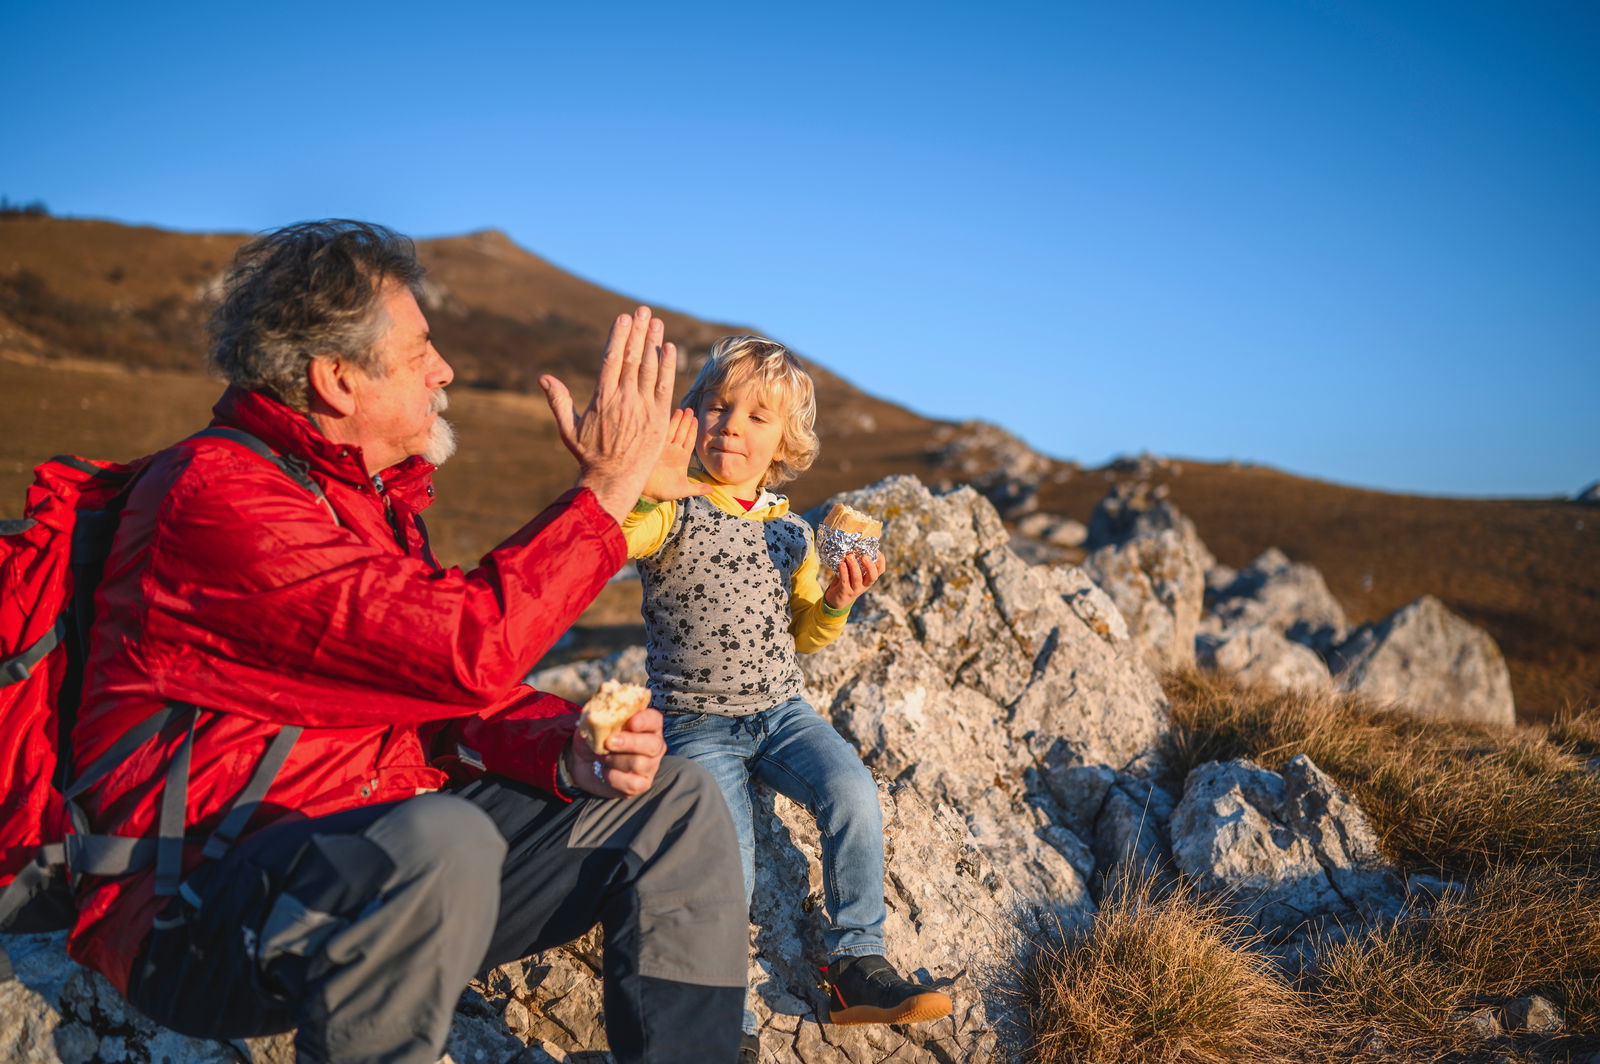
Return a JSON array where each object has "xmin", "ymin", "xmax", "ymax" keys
[
  {"xmin": 188, "ymin": 427, "xmax": 338, "ymax": 526},
  {"xmin": 188, "ymin": 428, "xmax": 327, "ymax": 502}
]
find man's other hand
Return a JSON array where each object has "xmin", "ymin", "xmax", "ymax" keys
[
  {"xmin": 540, "ymin": 306, "xmax": 677, "ymax": 523},
  {"xmin": 565, "ymin": 706, "xmax": 667, "ymax": 798}
]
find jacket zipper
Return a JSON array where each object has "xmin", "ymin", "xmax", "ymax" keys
[{"xmin": 373, "ymin": 472, "xmax": 407, "ymax": 552}]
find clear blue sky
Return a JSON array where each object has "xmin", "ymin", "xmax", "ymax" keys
[{"xmin": 4, "ymin": 0, "xmax": 1596, "ymax": 497}]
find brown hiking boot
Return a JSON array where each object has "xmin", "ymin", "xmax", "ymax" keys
[{"xmin": 821, "ymin": 955, "xmax": 952, "ymax": 1026}]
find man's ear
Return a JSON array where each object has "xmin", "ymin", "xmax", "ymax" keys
[{"xmin": 307, "ymin": 356, "xmax": 359, "ymax": 417}]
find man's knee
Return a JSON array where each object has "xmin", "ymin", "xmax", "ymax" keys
[
  {"xmin": 649, "ymin": 756, "xmax": 739, "ymax": 848},
  {"xmin": 362, "ymin": 792, "xmax": 507, "ymax": 881}
]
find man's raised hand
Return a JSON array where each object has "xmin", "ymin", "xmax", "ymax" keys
[{"xmin": 540, "ymin": 306, "xmax": 678, "ymax": 522}]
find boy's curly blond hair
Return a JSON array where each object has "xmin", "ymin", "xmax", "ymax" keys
[{"xmin": 682, "ymin": 335, "xmax": 819, "ymax": 490}]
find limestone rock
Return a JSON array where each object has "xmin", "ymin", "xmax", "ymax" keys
[
  {"xmin": 927, "ymin": 420, "xmax": 1058, "ymax": 519},
  {"xmin": 1170, "ymin": 755, "xmax": 1400, "ymax": 937},
  {"xmin": 1329, "ymin": 595, "xmax": 1515, "ymax": 728},
  {"xmin": 1036, "ymin": 763, "xmax": 1116, "ymax": 842},
  {"xmin": 1014, "ymin": 513, "xmax": 1087, "ymax": 548},
  {"xmin": 1196, "ymin": 624, "xmax": 1332, "ymax": 692},
  {"xmin": 1455, "ymin": 1006, "xmax": 1504, "ymax": 1041},
  {"xmin": 1206, "ymin": 548, "xmax": 1348, "ymax": 652},
  {"xmin": 1054, "ymin": 566, "xmax": 1131, "ymax": 646},
  {"xmin": 1083, "ymin": 528, "xmax": 1205, "ymax": 671},
  {"xmin": 1088, "ymin": 772, "xmax": 1178, "ymax": 892},
  {"xmin": 0, "ymin": 932, "xmax": 296, "ymax": 1064},
  {"xmin": 526, "ymin": 645, "xmax": 647, "ymax": 705},
  {"xmin": 748, "ymin": 781, "xmax": 1007, "ymax": 1061},
  {"xmin": 484, "ymin": 778, "xmax": 1010, "ymax": 1062},
  {"xmin": 807, "ymin": 476, "xmax": 1167, "ymax": 775},
  {"xmin": 1504, "ymin": 994, "xmax": 1564, "ymax": 1035},
  {"xmin": 1083, "ymin": 481, "xmax": 1216, "ymax": 573}
]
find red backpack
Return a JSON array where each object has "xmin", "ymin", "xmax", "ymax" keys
[{"xmin": 0, "ymin": 429, "xmax": 319, "ymax": 979}]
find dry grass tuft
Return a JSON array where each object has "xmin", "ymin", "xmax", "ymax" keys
[
  {"xmin": 1312, "ymin": 863, "xmax": 1600, "ymax": 1051},
  {"xmin": 1550, "ymin": 703, "xmax": 1600, "ymax": 761},
  {"xmin": 1162, "ymin": 669, "xmax": 1600, "ymax": 877},
  {"xmin": 1018, "ymin": 876, "xmax": 1320, "ymax": 1064}
]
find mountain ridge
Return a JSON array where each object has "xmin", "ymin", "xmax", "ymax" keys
[{"xmin": 2, "ymin": 214, "xmax": 1594, "ymax": 722}]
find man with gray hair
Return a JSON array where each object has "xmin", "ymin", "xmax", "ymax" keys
[{"xmin": 62, "ymin": 221, "xmax": 747, "ymax": 1063}]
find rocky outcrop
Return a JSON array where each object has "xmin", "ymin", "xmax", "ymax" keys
[
  {"xmin": 1329, "ymin": 595, "xmax": 1515, "ymax": 728},
  {"xmin": 1196, "ymin": 625, "xmax": 1332, "ymax": 692},
  {"xmin": 1083, "ymin": 481, "xmax": 1216, "ymax": 572},
  {"xmin": 1083, "ymin": 528, "xmax": 1206, "ymax": 671},
  {"xmin": 516, "ymin": 475, "xmax": 1174, "ymax": 1059},
  {"xmin": 1576, "ymin": 481, "xmax": 1600, "ymax": 505},
  {"xmin": 1205, "ymin": 547, "xmax": 1348, "ymax": 653},
  {"xmin": 1169, "ymin": 755, "xmax": 1401, "ymax": 938},
  {"xmin": 926, "ymin": 420, "xmax": 1062, "ymax": 519},
  {"xmin": 0, "ymin": 931, "xmax": 535, "ymax": 1064},
  {"xmin": 801, "ymin": 476, "xmax": 1167, "ymax": 806}
]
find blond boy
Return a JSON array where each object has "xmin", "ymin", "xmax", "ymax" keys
[{"xmin": 622, "ymin": 336, "xmax": 951, "ymax": 1051}]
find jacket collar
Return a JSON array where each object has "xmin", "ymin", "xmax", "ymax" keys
[{"xmin": 210, "ymin": 387, "xmax": 437, "ymax": 509}]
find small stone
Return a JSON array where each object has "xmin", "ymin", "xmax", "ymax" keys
[
  {"xmin": 54, "ymin": 1026, "xmax": 100, "ymax": 1064},
  {"xmin": 1454, "ymin": 1006, "xmax": 1504, "ymax": 1040},
  {"xmin": 1504, "ymin": 994, "xmax": 1564, "ymax": 1034}
]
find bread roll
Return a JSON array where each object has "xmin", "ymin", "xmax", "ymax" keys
[
  {"xmin": 578, "ymin": 680, "xmax": 652, "ymax": 754},
  {"xmin": 822, "ymin": 502, "xmax": 883, "ymax": 539},
  {"xmin": 819, "ymin": 503, "xmax": 884, "ymax": 571}
]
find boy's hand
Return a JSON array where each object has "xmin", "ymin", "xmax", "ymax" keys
[
  {"xmin": 565, "ymin": 707, "xmax": 667, "ymax": 798},
  {"xmin": 824, "ymin": 551, "xmax": 887, "ymax": 611},
  {"xmin": 641, "ymin": 408, "xmax": 713, "ymax": 503}
]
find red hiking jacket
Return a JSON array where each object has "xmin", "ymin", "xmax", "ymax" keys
[{"xmin": 67, "ymin": 387, "xmax": 624, "ymax": 990}]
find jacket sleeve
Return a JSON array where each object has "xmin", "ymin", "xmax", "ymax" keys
[
  {"xmin": 131, "ymin": 451, "xmax": 625, "ymax": 728},
  {"xmin": 789, "ymin": 539, "xmax": 851, "ymax": 653},
  {"xmin": 620, "ymin": 499, "xmax": 676, "ymax": 559},
  {"xmin": 421, "ymin": 686, "xmax": 580, "ymax": 799}
]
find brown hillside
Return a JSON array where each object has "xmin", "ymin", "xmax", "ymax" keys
[{"xmin": 2, "ymin": 214, "xmax": 1593, "ymax": 723}]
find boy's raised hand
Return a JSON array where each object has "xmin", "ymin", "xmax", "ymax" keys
[
  {"xmin": 641, "ymin": 408, "xmax": 713, "ymax": 503},
  {"xmin": 823, "ymin": 551, "xmax": 887, "ymax": 611}
]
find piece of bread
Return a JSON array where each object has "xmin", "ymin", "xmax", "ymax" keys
[
  {"xmin": 578, "ymin": 680, "xmax": 652, "ymax": 754},
  {"xmin": 822, "ymin": 502, "xmax": 883, "ymax": 539}
]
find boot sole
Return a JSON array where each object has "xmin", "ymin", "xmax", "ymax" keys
[{"xmin": 829, "ymin": 991, "xmax": 952, "ymax": 1026}]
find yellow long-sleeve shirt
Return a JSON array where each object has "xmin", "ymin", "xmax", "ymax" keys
[{"xmin": 623, "ymin": 475, "xmax": 849, "ymax": 715}]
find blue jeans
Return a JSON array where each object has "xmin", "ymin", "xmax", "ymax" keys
[{"xmin": 664, "ymin": 697, "xmax": 887, "ymax": 1001}]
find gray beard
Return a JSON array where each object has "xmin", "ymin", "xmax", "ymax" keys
[
  {"xmin": 422, "ymin": 389, "xmax": 457, "ymax": 466},
  {"xmin": 423, "ymin": 417, "xmax": 457, "ymax": 467}
]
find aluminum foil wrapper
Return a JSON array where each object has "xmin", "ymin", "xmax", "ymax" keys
[{"xmin": 818, "ymin": 525, "xmax": 881, "ymax": 573}]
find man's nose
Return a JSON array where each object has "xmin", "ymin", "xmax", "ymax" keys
[{"xmin": 430, "ymin": 347, "xmax": 455, "ymax": 388}]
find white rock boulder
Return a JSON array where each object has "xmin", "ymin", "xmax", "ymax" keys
[
  {"xmin": 1330, "ymin": 595, "xmax": 1515, "ymax": 728},
  {"xmin": 1170, "ymin": 755, "xmax": 1401, "ymax": 937}
]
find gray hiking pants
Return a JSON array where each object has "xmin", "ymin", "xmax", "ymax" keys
[{"xmin": 125, "ymin": 757, "xmax": 747, "ymax": 1064}]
